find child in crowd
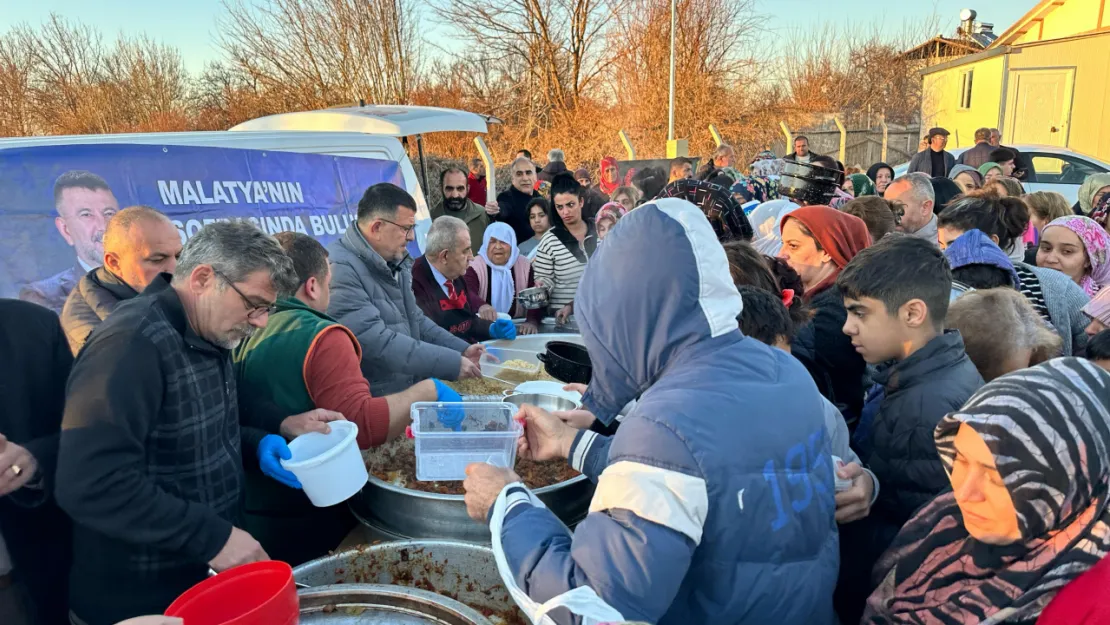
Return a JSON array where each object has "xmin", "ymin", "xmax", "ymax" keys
[
  {"xmin": 736, "ymin": 286, "xmax": 878, "ymax": 526},
  {"xmin": 1088, "ymin": 330, "xmax": 1110, "ymax": 372},
  {"xmin": 832, "ymin": 235, "xmax": 984, "ymax": 624},
  {"xmin": 948, "ymin": 288, "xmax": 1061, "ymax": 381},
  {"xmin": 594, "ymin": 202, "xmax": 627, "ymax": 241}
]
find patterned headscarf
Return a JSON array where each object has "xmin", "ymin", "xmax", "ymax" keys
[
  {"xmin": 847, "ymin": 173, "xmax": 875, "ymax": 197},
  {"xmin": 1084, "ymin": 288, "xmax": 1110, "ymax": 327},
  {"xmin": 1092, "ymin": 191, "xmax": 1110, "ymax": 227},
  {"xmin": 1078, "ymin": 173, "xmax": 1110, "ymax": 215},
  {"xmin": 750, "ymin": 158, "xmax": 785, "ymax": 178},
  {"xmin": 730, "ymin": 175, "xmax": 779, "ymax": 204},
  {"xmin": 865, "ymin": 358, "xmax": 1110, "ymax": 625},
  {"xmin": 594, "ymin": 201, "xmax": 628, "ymax": 225},
  {"xmin": 658, "ymin": 179, "xmax": 754, "ymax": 242},
  {"xmin": 1042, "ymin": 216, "xmax": 1110, "ymax": 296}
]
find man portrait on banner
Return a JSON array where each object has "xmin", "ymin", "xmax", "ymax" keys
[{"xmin": 19, "ymin": 170, "xmax": 121, "ymax": 314}]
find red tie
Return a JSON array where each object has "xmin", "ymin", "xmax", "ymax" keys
[
  {"xmin": 441, "ymin": 280, "xmax": 467, "ymax": 311},
  {"xmin": 444, "ymin": 280, "xmax": 457, "ymax": 299}
]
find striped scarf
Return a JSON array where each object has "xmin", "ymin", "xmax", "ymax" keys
[{"xmin": 865, "ymin": 358, "xmax": 1110, "ymax": 624}]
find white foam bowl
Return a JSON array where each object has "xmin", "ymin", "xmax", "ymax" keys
[
  {"xmin": 280, "ymin": 420, "xmax": 367, "ymax": 507},
  {"xmin": 512, "ymin": 380, "xmax": 582, "ymax": 404}
]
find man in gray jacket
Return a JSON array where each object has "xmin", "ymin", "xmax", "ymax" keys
[{"xmin": 328, "ymin": 183, "xmax": 483, "ymax": 396}]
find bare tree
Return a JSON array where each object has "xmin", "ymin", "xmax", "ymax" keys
[
  {"xmin": 217, "ymin": 0, "xmax": 425, "ymax": 108},
  {"xmin": 0, "ymin": 32, "xmax": 37, "ymax": 136}
]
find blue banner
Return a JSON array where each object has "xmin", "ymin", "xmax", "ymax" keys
[{"xmin": 0, "ymin": 143, "xmax": 406, "ymax": 312}]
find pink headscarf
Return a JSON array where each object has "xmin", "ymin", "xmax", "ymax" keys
[
  {"xmin": 1084, "ymin": 288, "xmax": 1110, "ymax": 326},
  {"xmin": 1043, "ymin": 216, "xmax": 1110, "ymax": 296},
  {"xmin": 595, "ymin": 201, "xmax": 627, "ymax": 224}
]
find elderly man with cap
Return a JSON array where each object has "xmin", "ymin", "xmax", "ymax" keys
[
  {"xmin": 907, "ymin": 127, "xmax": 955, "ymax": 177},
  {"xmin": 61, "ymin": 206, "xmax": 182, "ymax": 354},
  {"xmin": 461, "ymin": 198, "xmax": 839, "ymax": 624}
]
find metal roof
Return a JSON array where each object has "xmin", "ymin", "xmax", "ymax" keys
[{"xmin": 229, "ymin": 105, "xmax": 500, "ymax": 137}]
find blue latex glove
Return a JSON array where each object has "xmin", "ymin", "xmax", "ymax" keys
[
  {"xmin": 258, "ymin": 434, "xmax": 302, "ymax": 489},
  {"xmin": 490, "ymin": 318, "xmax": 517, "ymax": 340},
  {"xmin": 432, "ymin": 379, "xmax": 466, "ymax": 431}
]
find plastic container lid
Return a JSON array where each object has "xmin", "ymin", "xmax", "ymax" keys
[
  {"xmin": 166, "ymin": 561, "xmax": 297, "ymax": 625},
  {"xmin": 411, "ymin": 402, "xmax": 521, "ymax": 481},
  {"xmin": 280, "ymin": 420, "xmax": 367, "ymax": 507}
]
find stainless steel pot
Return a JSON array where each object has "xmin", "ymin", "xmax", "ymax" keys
[
  {"xmin": 297, "ymin": 584, "xmax": 492, "ymax": 624},
  {"xmin": 350, "ymin": 472, "xmax": 593, "ymax": 544},
  {"xmin": 517, "ymin": 286, "xmax": 549, "ymax": 310},
  {"xmin": 294, "ymin": 541, "xmax": 514, "ymax": 623}
]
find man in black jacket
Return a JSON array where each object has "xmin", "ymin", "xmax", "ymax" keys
[
  {"xmin": 956, "ymin": 127, "xmax": 994, "ymax": 169},
  {"xmin": 54, "ymin": 221, "xmax": 334, "ymax": 625},
  {"xmin": 496, "ymin": 156, "xmax": 541, "ymax": 243},
  {"xmin": 60, "ymin": 205, "xmax": 181, "ymax": 354},
  {"xmin": 832, "ymin": 236, "xmax": 983, "ymax": 623},
  {"xmin": 0, "ymin": 299, "xmax": 73, "ymax": 625}
]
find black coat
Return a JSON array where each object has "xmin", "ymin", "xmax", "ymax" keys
[
  {"xmin": 834, "ymin": 331, "xmax": 982, "ymax": 624},
  {"xmin": 791, "ymin": 285, "xmax": 867, "ymax": 426},
  {"xmin": 60, "ymin": 266, "xmax": 138, "ymax": 354},
  {"xmin": 0, "ymin": 299, "xmax": 74, "ymax": 625},
  {"xmin": 496, "ymin": 186, "xmax": 541, "ymax": 245}
]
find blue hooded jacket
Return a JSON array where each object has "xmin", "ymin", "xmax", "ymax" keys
[
  {"xmin": 496, "ymin": 198, "xmax": 839, "ymax": 624},
  {"xmin": 944, "ymin": 229, "xmax": 1021, "ymax": 288}
]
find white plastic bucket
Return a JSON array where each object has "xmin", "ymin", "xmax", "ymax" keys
[{"xmin": 279, "ymin": 421, "xmax": 367, "ymax": 507}]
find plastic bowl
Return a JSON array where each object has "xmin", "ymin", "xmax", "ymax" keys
[
  {"xmin": 280, "ymin": 421, "xmax": 367, "ymax": 507},
  {"xmin": 504, "ymin": 393, "xmax": 577, "ymax": 413},
  {"xmin": 411, "ymin": 402, "xmax": 521, "ymax": 481},
  {"xmin": 165, "ymin": 561, "xmax": 297, "ymax": 625}
]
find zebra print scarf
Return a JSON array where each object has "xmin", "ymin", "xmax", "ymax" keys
[{"xmin": 864, "ymin": 358, "xmax": 1110, "ymax": 624}]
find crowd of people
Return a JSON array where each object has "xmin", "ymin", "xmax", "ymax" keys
[{"xmin": 2, "ymin": 131, "xmax": 1110, "ymax": 625}]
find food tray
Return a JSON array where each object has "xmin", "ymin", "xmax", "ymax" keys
[{"xmin": 479, "ymin": 347, "xmax": 544, "ymax": 384}]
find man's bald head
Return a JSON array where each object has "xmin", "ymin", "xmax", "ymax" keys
[{"xmin": 103, "ymin": 206, "xmax": 183, "ymax": 292}]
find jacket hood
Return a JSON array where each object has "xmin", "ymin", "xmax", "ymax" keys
[
  {"xmin": 873, "ymin": 330, "xmax": 971, "ymax": 393},
  {"xmin": 944, "ymin": 228, "xmax": 1020, "ymax": 288},
  {"xmin": 576, "ymin": 198, "xmax": 743, "ymax": 421}
]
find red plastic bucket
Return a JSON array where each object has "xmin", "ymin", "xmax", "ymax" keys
[{"xmin": 165, "ymin": 561, "xmax": 298, "ymax": 625}]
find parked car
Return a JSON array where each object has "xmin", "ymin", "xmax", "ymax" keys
[{"xmin": 893, "ymin": 145, "xmax": 1110, "ymax": 205}]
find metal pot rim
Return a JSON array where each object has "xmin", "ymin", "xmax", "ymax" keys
[{"xmin": 366, "ymin": 471, "xmax": 590, "ymax": 499}]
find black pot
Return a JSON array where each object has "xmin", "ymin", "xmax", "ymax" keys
[{"xmin": 537, "ymin": 341, "xmax": 592, "ymax": 384}]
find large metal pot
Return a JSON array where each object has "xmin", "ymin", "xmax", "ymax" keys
[
  {"xmin": 298, "ymin": 584, "xmax": 493, "ymax": 624},
  {"xmin": 350, "ymin": 472, "xmax": 593, "ymax": 544},
  {"xmin": 294, "ymin": 541, "xmax": 516, "ymax": 624}
]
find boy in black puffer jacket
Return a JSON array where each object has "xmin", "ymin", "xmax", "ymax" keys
[{"xmin": 832, "ymin": 235, "xmax": 984, "ymax": 624}]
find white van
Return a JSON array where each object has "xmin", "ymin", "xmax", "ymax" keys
[{"xmin": 0, "ymin": 105, "xmax": 498, "ymax": 310}]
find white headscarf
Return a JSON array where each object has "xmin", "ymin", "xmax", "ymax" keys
[
  {"xmin": 749, "ymin": 199, "xmax": 800, "ymax": 256},
  {"xmin": 478, "ymin": 222, "xmax": 520, "ymax": 314}
]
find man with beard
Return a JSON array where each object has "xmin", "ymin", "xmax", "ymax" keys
[
  {"xmin": 430, "ymin": 168, "xmax": 490, "ymax": 255},
  {"xmin": 55, "ymin": 221, "xmax": 337, "ymax": 625},
  {"xmin": 20, "ymin": 171, "xmax": 120, "ymax": 314}
]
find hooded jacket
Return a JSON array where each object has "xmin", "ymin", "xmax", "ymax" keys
[
  {"xmin": 326, "ymin": 225, "xmax": 469, "ymax": 396},
  {"xmin": 946, "ymin": 229, "xmax": 1090, "ymax": 356},
  {"xmin": 60, "ymin": 267, "xmax": 139, "ymax": 354},
  {"xmin": 496, "ymin": 199, "xmax": 839, "ymax": 624}
]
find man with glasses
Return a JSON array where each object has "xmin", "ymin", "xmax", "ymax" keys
[
  {"xmin": 329, "ymin": 183, "xmax": 484, "ymax": 397},
  {"xmin": 495, "ymin": 156, "xmax": 541, "ymax": 244},
  {"xmin": 55, "ymin": 221, "xmax": 342, "ymax": 625}
]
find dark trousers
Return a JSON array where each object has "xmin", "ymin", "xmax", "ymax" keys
[{"xmin": 0, "ymin": 501, "xmax": 71, "ymax": 625}]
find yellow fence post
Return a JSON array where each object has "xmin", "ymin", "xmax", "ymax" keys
[
  {"xmin": 833, "ymin": 116, "xmax": 847, "ymax": 165},
  {"xmin": 618, "ymin": 130, "xmax": 636, "ymax": 160},
  {"xmin": 779, "ymin": 121, "xmax": 793, "ymax": 153},
  {"xmin": 879, "ymin": 115, "xmax": 889, "ymax": 163},
  {"xmin": 708, "ymin": 124, "xmax": 723, "ymax": 147}
]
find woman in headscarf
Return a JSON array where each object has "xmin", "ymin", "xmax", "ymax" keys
[
  {"xmin": 658, "ymin": 178, "xmax": 754, "ymax": 242},
  {"xmin": 574, "ymin": 167, "xmax": 592, "ymax": 189},
  {"xmin": 749, "ymin": 199, "xmax": 800, "ymax": 256},
  {"xmin": 465, "ymin": 222, "xmax": 543, "ymax": 335},
  {"xmin": 597, "ymin": 156, "xmax": 621, "ymax": 197},
  {"xmin": 1078, "ymin": 173, "xmax": 1110, "ymax": 216},
  {"xmin": 864, "ymin": 357, "xmax": 1110, "ymax": 625},
  {"xmin": 843, "ymin": 173, "xmax": 875, "ymax": 198},
  {"xmin": 594, "ymin": 202, "xmax": 627, "ymax": 241},
  {"xmin": 1084, "ymin": 287, "xmax": 1110, "ymax": 339},
  {"xmin": 979, "ymin": 162, "xmax": 1004, "ymax": 185},
  {"xmin": 730, "ymin": 175, "xmax": 778, "ymax": 205},
  {"xmin": 866, "ymin": 163, "xmax": 895, "ymax": 197},
  {"xmin": 1037, "ymin": 216, "xmax": 1110, "ymax": 296},
  {"xmin": 929, "ymin": 176, "xmax": 964, "ymax": 214},
  {"xmin": 1092, "ymin": 193, "xmax": 1110, "ymax": 230},
  {"xmin": 779, "ymin": 206, "xmax": 872, "ymax": 424},
  {"xmin": 948, "ymin": 164, "xmax": 983, "ymax": 194}
]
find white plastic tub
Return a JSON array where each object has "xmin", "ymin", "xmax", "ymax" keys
[
  {"xmin": 411, "ymin": 402, "xmax": 521, "ymax": 481},
  {"xmin": 280, "ymin": 420, "xmax": 367, "ymax": 507},
  {"xmin": 479, "ymin": 347, "xmax": 544, "ymax": 384}
]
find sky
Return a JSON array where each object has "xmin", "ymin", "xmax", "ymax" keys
[{"xmin": 0, "ymin": 0, "xmax": 1030, "ymax": 75}]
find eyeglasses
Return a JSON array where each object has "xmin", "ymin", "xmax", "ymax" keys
[
  {"xmin": 378, "ymin": 218, "xmax": 417, "ymax": 237},
  {"xmin": 214, "ymin": 269, "xmax": 276, "ymax": 320}
]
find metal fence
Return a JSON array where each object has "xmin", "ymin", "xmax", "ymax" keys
[{"xmin": 770, "ymin": 122, "xmax": 923, "ymax": 169}]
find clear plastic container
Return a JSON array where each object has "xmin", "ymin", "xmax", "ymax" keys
[
  {"xmin": 411, "ymin": 402, "xmax": 522, "ymax": 481},
  {"xmin": 479, "ymin": 347, "xmax": 544, "ymax": 384}
]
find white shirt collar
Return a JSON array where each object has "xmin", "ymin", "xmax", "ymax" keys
[{"xmin": 427, "ymin": 261, "xmax": 452, "ymax": 297}]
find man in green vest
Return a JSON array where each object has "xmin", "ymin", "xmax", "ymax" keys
[{"xmin": 233, "ymin": 231, "xmax": 462, "ymax": 564}]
